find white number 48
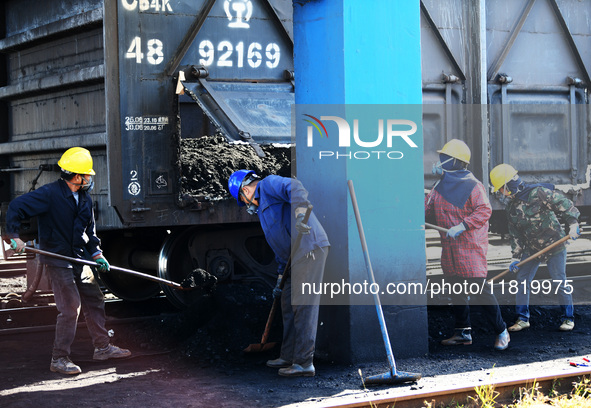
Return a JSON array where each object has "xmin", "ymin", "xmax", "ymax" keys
[{"xmin": 126, "ymin": 36, "xmax": 164, "ymax": 65}]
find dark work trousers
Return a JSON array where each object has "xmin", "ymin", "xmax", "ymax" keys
[
  {"xmin": 47, "ymin": 264, "xmax": 110, "ymax": 359},
  {"xmin": 448, "ymin": 276, "xmax": 506, "ymax": 335},
  {"xmin": 280, "ymin": 246, "xmax": 329, "ymax": 367}
]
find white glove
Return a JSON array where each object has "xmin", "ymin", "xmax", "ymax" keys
[
  {"xmin": 446, "ymin": 223, "xmax": 466, "ymax": 239},
  {"xmin": 569, "ymin": 223, "xmax": 580, "ymax": 240}
]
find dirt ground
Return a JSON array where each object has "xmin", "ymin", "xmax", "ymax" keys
[{"xmin": 3, "ymin": 276, "xmax": 591, "ymax": 408}]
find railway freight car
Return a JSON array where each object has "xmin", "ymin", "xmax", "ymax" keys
[
  {"xmin": 420, "ymin": 0, "xmax": 591, "ymax": 231},
  {"xmin": 0, "ymin": 0, "xmax": 590, "ymax": 308},
  {"xmin": 0, "ymin": 0, "xmax": 295, "ymax": 308}
]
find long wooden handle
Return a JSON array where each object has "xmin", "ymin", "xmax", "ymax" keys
[
  {"xmin": 487, "ymin": 235, "xmax": 571, "ymax": 283},
  {"xmin": 14, "ymin": 246, "xmax": 184, "ymax": 289},
  {"xmin": 425, "ymin": 222, "xmax": 449, "ymax": 234}
]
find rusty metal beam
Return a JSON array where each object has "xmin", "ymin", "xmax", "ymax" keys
[
  {"xmin": 0, "ymin": 8, "xmax": 103, "ymax": 52},
  {"xmin": 0, "ymin": 133, "xmax": 106, "ymax": 155},
  {"xmin": 0, "ymin": 64, "xmax": 104, "ymax": 100}
]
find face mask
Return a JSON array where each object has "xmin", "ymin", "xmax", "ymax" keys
[
  {"xmin": 496, "ymin": 192, "xmax": 511, "ymax": 206},
  {"xmin": 432, "ymin": 157, "xmax": 454, "ymax": 175},
  {"xmin": 80, "ymin": 176, "xmax": 94, "ymax": 192},
  {"xmin": 246, "ymin": 203, "xmax": 258, "ymax": 215}
]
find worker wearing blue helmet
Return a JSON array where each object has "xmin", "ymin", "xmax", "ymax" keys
[{"xmin": 228, "ymin": 170, "xmax": 330, "ymax": 377}]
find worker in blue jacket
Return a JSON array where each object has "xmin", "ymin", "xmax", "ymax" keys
[
  {"xmin": 229, "ymin": 170, "xmax": 330, "ymax": 377},
  {"xmin": 4, "ymin": 147, "xmax": 130, "ymax": 375}
]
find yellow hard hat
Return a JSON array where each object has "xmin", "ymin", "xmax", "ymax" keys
[
  {"xmin": 437, "ymin": 139, "xmax": 471, "ymax": 164},
  {"xmin": 58, "ymin": 147, "xmax": 95, "ymax": 175},
  {"xmin": 490, "ymin": 163, "xmax": 518, "ymax": 192}
]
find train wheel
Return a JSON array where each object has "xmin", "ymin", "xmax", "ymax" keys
[
  {"xmin": 158, "ymin": 224, "xmax": 277, "ymax": 308},
  {"xmin": 158, "ymin": 227, "xmax": 207, "ymax": 309}
]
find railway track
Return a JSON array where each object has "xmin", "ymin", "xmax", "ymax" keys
[
  {"xmin": 0, "ymin": 257, "xmax": 26, "ymax": 278},
  {"xmin": 2, "ymin": 249, "xmax": 591, "ymax": 407},
  {"xmin": 0, "ymin": 294, "xmax": 177, "ymax": 334},
  {"xmin": 3, "ymin": 234, "xmax": 591, "ymax": 332},
  {"xmin": 315, "ymin": 368, "xmax": 591, "ymax": 408}
]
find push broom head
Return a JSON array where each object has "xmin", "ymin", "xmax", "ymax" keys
[{"xmin": 363, "ymin": 370, "xmax": 421, "ymax": 386}]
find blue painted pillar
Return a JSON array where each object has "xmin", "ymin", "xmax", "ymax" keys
[{"xmin": 293, "ymin": 1, "xmax": 427, "ymax": 362}]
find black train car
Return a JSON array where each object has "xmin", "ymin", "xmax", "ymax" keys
[
  {"xmin": 0, "ymin": 0, "xmax": 589, "ymax": 307},
  {"xmin": 0, "ymin": 0, "xmax": 295, "ymax": 308}
]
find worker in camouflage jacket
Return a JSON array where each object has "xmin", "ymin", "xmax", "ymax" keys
[
  {"xmin": 426, "ymin": 139, "xmax": 509, "ymax": 350},
  {"xmin": 490, "ymin": 164, "xmax": 580, "ymax": 332}
]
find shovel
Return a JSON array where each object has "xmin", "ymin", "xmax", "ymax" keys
[
  {"xmin": 348, "ymin": 180, "xmax": 421, "ymax": 386},
  {"xmin": 425, "ymin": 222, "xmax": 449, "ymax": 234},
  {"xmin": 243, "ymin": 205, "xmax": 313, "ymax": 353},
  {"xmin": 7, "ymin": 246, "xmax": 216, "ymax": 291},
  {"xmin": 487, "ymin": 235, "xmax": 571, "ymax": 283}
]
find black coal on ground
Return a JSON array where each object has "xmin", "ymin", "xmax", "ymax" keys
[
  {"xmin": 180, "ymin": 268, "xmax": 218, "ymax": 293},
  {"xmin": 179, "ymin": 135, "xmax": 293, "ymax": 200}
]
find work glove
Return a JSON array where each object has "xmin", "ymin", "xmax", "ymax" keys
[
  {"xmin": 295, "ymin": 213, "xmax": 311, "ymax": 235},
  {"xmin": 272, "ymin": 275, "xmax": 282, "ymax": 299},
  {"xmin": 10, "ymin": 238, "xmax": 26, "ymax": 254},
  {"xmin": 432, "ymin": 161, "xmax": 443, "ymax": 175},
  {"xmin": 94, "ymin": 256, "xmax": 110, "ymax": 273},
  {"xmin": 509, "ymin": 259, "xmax": 520, "ymax": 273},
  {"xmin": 446, "ymin": 223, "xmax": 466, "ymax": 239},
  {"xmin": 569, "ymin": 223, "xmax": 580, "ymax": 240}
]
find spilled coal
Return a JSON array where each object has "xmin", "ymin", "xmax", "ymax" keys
[{"xmin": 179, "ymin": 135, "xmax": 293, "ymax": 201}]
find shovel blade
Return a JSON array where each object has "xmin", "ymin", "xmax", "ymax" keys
[
  {"xmin": 363, "ymin": 370, "xmax": 421, "ymax": 386},
  {"xmin": 243, "ymin": 342, "xmax": 277, "ymax": 353},
  {"xmin": 180, "ymin": 268, "xmax": 217, "ymax": 292}
]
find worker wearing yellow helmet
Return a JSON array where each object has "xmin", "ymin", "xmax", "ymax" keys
[
  {"xmin": 58, "ymin": 146, "xmax": 96, "ymax": 192},
  {"xmin": 490, "ymin": 163, "xmax": 579, "ymax": 333},
  {"xmin": 426, "ymin": 139, "xmax": 509, "ymax": 350},
  {"xmin": 3, "ymin": 147, "xmax": 131, "ymax": 375}
]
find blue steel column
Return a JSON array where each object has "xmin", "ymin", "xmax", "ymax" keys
[{"xmin": 294, "ymin": 1, "xmax": 427, "ymax": 362}]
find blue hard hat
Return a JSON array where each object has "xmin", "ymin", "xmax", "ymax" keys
[{"xmin": 228, "ymin": 170, "xmax": 256, "ymax": 206}]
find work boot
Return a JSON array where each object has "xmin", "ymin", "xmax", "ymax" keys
[
  {"xmin": 441, "ymin": 328, "xmax": 472, "ymax": 346},
  {"xmin": 266, "ymin": 357, "xmax": 292, "ymax": 368},
  {"xmin": 278, "ymin": 363, "xmax": 315, "ymax": 377},
  {"xmin": 50, "ymin": 356, "xmax": 82, "ymax": 375},
  {"xmin": 494, "ymin": 328, "xmax": 510, "ymax": 350},
  {"xmin": 559, "ymin": 319, "xmax": 574, "ymax": 331},
  {"xmin": 93, "ymin": 344, "xmax": 131, "ymax": 361},
  {"xmin": 508, "ymin": 319, "xmax": 530, "ymax": 332}
]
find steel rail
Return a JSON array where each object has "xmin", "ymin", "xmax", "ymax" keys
[{"xmin": 322, "ymin": 369, "xmax": 591, "ymax": 408}]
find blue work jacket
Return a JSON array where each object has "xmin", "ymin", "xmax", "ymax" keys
[
  {"xmin": 5, "ymin": 179, "xmax": 102, "ymax": 267},
  {"xmin": 254, "ymin": 175, "xmax": 330, "ymax": 273}
]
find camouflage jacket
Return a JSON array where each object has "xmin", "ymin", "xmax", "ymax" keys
[{"xmin": 506, "ymin": 186, "xmax": 579, "ymax": 260}]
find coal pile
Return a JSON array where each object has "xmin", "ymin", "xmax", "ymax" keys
[
  {"xmin": 124, "ymin": 282, "xmax": 280, "ymax": 367},
  {"xmin": 180, "ymin": 268, "xmax": 218, "ymax": 293},
  {"xmin": 179, "ymin": 135, "xmax": 293, "ymax": 200}
]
